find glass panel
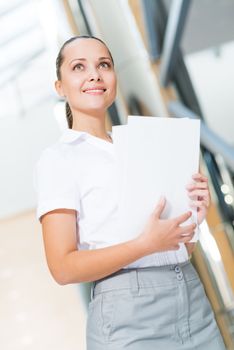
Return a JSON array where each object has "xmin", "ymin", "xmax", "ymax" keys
[{"xmin": 185, "ymin": 42, "xmax": 234, "ymax": 147}]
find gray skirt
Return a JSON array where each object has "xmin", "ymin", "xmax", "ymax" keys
[{"xmin": 86, "ymin": 261, "xmax": 226, "ymax": 349}]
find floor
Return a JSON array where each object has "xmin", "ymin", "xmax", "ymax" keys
[{"xmin": 0, "ymin": 210, "xmax": 86, "ymax": 350}]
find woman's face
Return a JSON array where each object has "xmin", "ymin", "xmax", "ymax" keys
[{"xmin": 56, "ymin": 38, "xmax": 117, "ymax": 115}]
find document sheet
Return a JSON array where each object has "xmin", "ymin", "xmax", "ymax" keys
[{"xmin": 112, "ymin": 116, "xmax": 200, "ymax": 243}]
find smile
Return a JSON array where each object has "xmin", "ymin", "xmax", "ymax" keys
[{"xmin": 83, "ymin": 88, "xmax": 106, "ymax": 94}]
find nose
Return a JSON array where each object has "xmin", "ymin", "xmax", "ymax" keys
[{"xmin": 87, "ymin": 67, "xmax": 102, "ymax": 82}]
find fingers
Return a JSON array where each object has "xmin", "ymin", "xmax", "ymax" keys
[
  {"xmin": 169, "ymin": 228, "xmax": 195, "ymax": 250},
  {"xmin": 153, "ymin": 197, "xmax": 166, "ymax": 218},
  {"xmin": 188, "ymin": 191, "xmax": 210, "ymax": 208},
  {"xmin": 187, "ymin": 180, "xmax": 209, "ymax": 198},
  {"xmin": 187, "ymin": 189, "xmax": 209, "ymax": 198},
  {"xmin": 179, "ymin": 235, "xmax": 194, "ymax": 243},
  {"xmin": 189, "ymin": 199, "xmax": 209, "ymax": 209},
  {"xmin": 179, "ymin": 223, "xmax": 196, "ymax": 236},
  {"xmin": 176, "ymin": 222, "xmax": 196, "ymax": 244},
  {"xmin": 174, "ymin": 211, "xmax": 192, "ymax": 225},
  {"xmin": 187, "ymin": 173, "xmax": 210, "ymax": 210},
  {"xmin": 178, "ymin": 233, "xmax": 195, "ymax": 244},
  {"xmin": 187, "ymin": 173, "xmax": 209, "ymax": 191},
  {"xmin": 186, "ymin": 181, "xmax": 207, "ymax": 190},
  {"xmin": 192, "ymin": 173, "xmax": 208, "ymax": 182}
]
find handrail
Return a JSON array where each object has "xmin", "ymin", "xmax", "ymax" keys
[{"xmin": 168, "ymin": 101, "xmax": 234, "ymax": 173}]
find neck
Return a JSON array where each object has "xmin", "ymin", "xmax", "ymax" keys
[{"xmin": 71, "ymin": 110, "xmax": 112, "ymax": 142}]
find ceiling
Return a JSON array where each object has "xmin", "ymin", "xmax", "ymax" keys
[{"xmin": 0, "ymin": 0, "xmax": 69, "ymax": 119}]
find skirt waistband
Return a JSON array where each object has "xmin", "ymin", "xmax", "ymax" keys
[{"xmin": 92, "ymin": 260, "xmax": 198, "ymax": 298}]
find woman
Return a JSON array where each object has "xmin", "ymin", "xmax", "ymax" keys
[{"xmin": 34, "ymin": 35, "xmax": 226, "ymax": 349}]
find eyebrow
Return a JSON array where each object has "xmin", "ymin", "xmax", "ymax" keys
[{"xmin": 69, "ymin": 57, "xmax": 111, "ymax": 64}]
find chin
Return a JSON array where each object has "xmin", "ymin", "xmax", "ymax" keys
[
  {"xmin": 77, "ymin": 105, "xmax": 107, "ymax": 116},
  {"xmin": 81, "ymin": 100, "xmax": 112, "ymax": 112}
]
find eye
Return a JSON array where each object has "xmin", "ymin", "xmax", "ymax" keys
[
  {"xmin": 73, "ymin": 63, "xmax": 84, "ymax": 71},
  {"xmin": 99, "ymin": 61, "xmax": 111, "ymax": 69}
]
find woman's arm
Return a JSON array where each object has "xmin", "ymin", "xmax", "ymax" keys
[
  {"xmin": 42, "ymin": 208, "xmax": 145, "ymax": 284},
  {"xmin": 41, "ymin": 198, "xmax": 196, "ymax": 284}
]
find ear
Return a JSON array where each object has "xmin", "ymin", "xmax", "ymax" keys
[{"xmin": 55, "ymin": 80, "xmax": 65, "ymax": 98}]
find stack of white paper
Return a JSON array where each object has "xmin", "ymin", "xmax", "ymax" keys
[{"xmin": 112, "ymin": 116, "xmax": 200, "ymax": 243}]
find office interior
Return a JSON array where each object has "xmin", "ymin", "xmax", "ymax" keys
[{"xmin": 0, "ymin": 0, "xmax": 234, "ymax": 349}]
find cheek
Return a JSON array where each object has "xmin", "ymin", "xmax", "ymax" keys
[
  {"xmin": 63, "ymin": 74, "xmax": 84, "ymax": 93},
  {"xmin": 107, "ymin": 74, "xmax": 117, "ymax": 96}
]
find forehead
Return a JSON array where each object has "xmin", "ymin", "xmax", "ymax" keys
[{"xmin": 62, "ymin": 38, "xmax": 111, "ymax": 61}]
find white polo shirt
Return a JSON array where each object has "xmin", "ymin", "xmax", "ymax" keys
[{"xmin": 34, "ymin": 128, "xmax": 189, "ymax": 267}]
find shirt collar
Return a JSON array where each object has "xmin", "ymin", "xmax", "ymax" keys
[
  {"xmin": 59, "ymin": 129, "xmax": 113, "ymax": 152},
  {"xmin": 59, "ymin": 129, "xmax": 87, "ymax": 143}
]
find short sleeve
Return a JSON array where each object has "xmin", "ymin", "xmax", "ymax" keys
[{"xmin": 33, "ymin": 148, "xmax": 80, "ymax": 222}]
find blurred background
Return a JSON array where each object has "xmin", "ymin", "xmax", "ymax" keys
[{"xmin": 0, "ymin": 0, "xmax": 234, "ymax": 349}]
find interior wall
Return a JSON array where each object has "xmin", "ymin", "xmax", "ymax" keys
[{"xmin": 0, "ymin": 100, "xmax": 61, "ymax": 219}]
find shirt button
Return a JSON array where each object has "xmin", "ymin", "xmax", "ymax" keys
[
  {"xmin": 177, "ymin": 272, "xmax": 183, "ymax": 281},
  {"xmin": 174, "ymin": 266, "xmax": 181, "ymax": 273}
]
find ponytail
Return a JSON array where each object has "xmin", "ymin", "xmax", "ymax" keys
[{"xmin": 65, "ymin": 102, "xmax": 73, "ymax": 129}]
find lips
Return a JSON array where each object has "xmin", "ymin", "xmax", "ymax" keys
[{"xmin": 83, "ymin": 87, "xmax": 106, "ymax": 93}]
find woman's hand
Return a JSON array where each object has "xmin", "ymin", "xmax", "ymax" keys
[
  {"xmin": 136, "ymin": 197, "xmax": 196, "ymax": 255},
  {"xmin": 186, "ymin": 173, "xmax": 210, "ymax": 225}
]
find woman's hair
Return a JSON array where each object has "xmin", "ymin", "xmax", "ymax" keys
[{"xmin": 56, "ymin": 35, "xmax": 114, "ymax": 129}]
